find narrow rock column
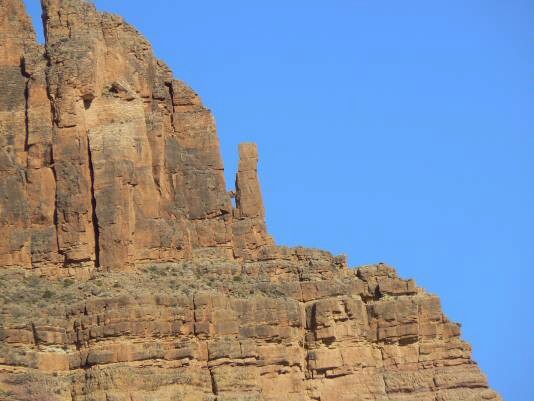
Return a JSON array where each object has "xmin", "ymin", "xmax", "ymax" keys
[
  {"xmin": 235, "ymin": 143, "xmax": 265, "ymax": 220},
  {"xmin": 232, "ymin": 143, "xmax": 273, "ymax": 258}
]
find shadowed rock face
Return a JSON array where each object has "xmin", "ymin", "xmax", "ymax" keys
[
  {"xmin": 0, "ymin": 1, "xmax": 501, "ymax": 400},
  {"xmin": 0, "ymin": 0, "xmax": 272, "ymax": 275}
]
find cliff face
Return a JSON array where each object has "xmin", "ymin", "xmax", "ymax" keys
[
  {"xmin": 0, "ymin": 0, "xmax": 272, "ymax": 274},
  {"xmin": 0, "ymin": 1, "xmax": 501, "ymax": 400}
]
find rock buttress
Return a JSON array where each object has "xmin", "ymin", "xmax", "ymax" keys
[{"xmin": 42, "ymin": 0, "xmax": 236, "ymax": 269}]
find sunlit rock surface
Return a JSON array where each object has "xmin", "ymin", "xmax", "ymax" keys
[{"xmin": 0, "ymin": 1, "xmax": 501, "ymax": 400}]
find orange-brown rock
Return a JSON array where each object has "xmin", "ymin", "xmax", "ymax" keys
[
  {"xmin": 0, "ymin": 0, "xmax": 254, "ymax": 274},
  {"xmin": 232, "ymin": 143, "xmax": 273, "ymax": 259},
  {"xmin": 0, "ymin": 261, "xmax": 501, "ymax": 401},
  {"xmin": 0, "ymin": 1, "xmax": 501, "ymax": 400}
]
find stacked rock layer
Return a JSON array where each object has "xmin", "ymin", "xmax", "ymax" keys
[{"xmin": 0, "ymin": 1, "xmax": 501, "ymax": 400}]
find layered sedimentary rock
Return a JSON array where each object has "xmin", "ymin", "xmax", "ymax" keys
[
  {"xmin": 0, "ymin": 1, "xmax": 501, "ymax": 400},
  {"xmin": 0, "ymin": 259, "xmax": 502, "ymax": 401}
]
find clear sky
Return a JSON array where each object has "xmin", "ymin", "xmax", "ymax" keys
[{"xmin": 25, "ymin": 1, "xmax": 532, "ymax": 399}]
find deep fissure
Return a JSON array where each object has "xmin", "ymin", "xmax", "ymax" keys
[{"xmin": 86, "ymin": 135, "xmax": 100, "ymax": 268}]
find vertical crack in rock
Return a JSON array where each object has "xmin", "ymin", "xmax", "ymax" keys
[
  {"xmin": 22, "ymin": 76, "xmax": 30, "ymax": 153},
  {"xmin": 30, "ymin": 322, "xmax": 39, "ymax": 350},
  {"xmin": 86, "ymin": 135, "xmax": 100, "ymax": 268},
  {"xmin": 209, "ymin": 366, "xmax": 218, "ymax": 400},
  {"xmin": 165, "ymin": 81, "xmax": 175, "ymax": 126},
  {"xmin": 51, "ymin": 147, "xmax": 61, "ymax": 262}
]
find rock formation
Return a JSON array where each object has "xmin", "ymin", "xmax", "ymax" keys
[{"xmin": 0, "ymin": 1, "xmax": 502, "ymax": 400}]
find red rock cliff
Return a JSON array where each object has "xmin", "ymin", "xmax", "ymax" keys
[
  {"xmin": 0, "ymin": 1, "xmax": 502, "ymax": 400},
  {"xmin": 0, "ymin": 0, "xmax": 273, "ymax": 275}
]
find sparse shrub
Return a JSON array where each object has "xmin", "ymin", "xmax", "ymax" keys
[
  {"xmin": 0, "ymin": 389, "xmax": 14, "ymax": 398},
  {"xmin": 63, "ymin": 279, "xmax": 74, "ymax": 287},
  {"xmin": 25, "ymin": 276, "xmax": 41, "ymax": 287},
  {"xmin": 60, "ymin": 293, "xmax": 75, "ymax": 303}
]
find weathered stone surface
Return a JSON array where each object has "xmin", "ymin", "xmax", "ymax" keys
[
  {"xmin": 0, "ymin": 262, "xmax": 501, "ymax": 401},
  {"xmin": 232, "ymin": 143, "xmax": 273, "ymax": 258},
  {"xmin": 0, "ymin": 0, "xmax": 261, "ymax": 274},
  {"xmin": 0, "ymin": 1, "xmax": 501, "ymax": 400}
]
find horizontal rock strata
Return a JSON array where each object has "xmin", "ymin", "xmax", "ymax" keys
[{"xmin": 0, "ymin": 260, "xmax": 502, "ymax": 401}]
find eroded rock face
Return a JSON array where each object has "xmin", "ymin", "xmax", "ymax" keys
[
  {"xmin": 0, "ymin": 260, "xmax": 502, "ymax": 401},
  {"xmin": 0, "ymin": 0, "xmax": 262, "ymax": 275},
  {"xmin": 0, "ymin": 1, "xmax": 501, "ymax": 400}
]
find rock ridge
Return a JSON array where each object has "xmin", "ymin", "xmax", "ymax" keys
[{"xmin": 0, "ymin": 1, "xmax": 502, "ymax": 400}]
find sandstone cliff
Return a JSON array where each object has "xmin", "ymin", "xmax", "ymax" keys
[{"xmin": 0, "ymin": 1, "xmax": 502, "ymax": 400}]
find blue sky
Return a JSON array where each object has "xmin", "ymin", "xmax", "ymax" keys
[{"xmin": 25, "ymin": 1, "xmax": 532, "ymax": 399}]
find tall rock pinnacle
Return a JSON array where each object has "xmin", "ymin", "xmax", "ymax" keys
[
  {"xmin": 0, "ymin": 0, "xmax": 273, "ymax": 274},
  {"xmin": 232, "ymin": 143, "xmax": 273, "ymax": 258},
  {"xmin": 0, "ymin": 1, "xmax": 502, "ymax": 400}
]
